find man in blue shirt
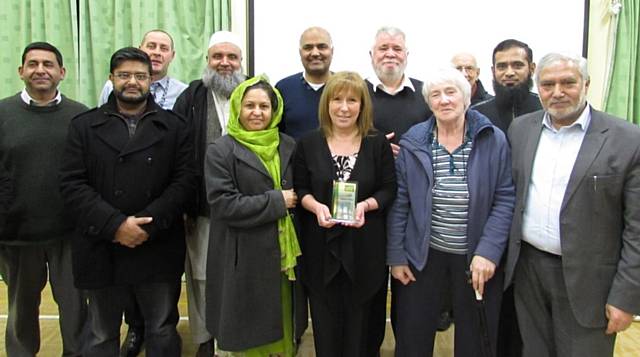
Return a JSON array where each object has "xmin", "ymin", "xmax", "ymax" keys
[
  {"xmin": 276, "ymin": 27, "xmax": 333, "ymax": 139},
  {"xmin": 98, "ymin": 29, "xmax": 187, "ymax": 110}
]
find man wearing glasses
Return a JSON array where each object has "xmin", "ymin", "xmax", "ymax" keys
[{"xmin": 60, "ymin": 47, "xmax": 196, "ymax": 356}]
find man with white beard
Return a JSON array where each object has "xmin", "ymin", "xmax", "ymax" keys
[
  {"xmin": 366, "ymin": 26, "xmax": 432, "ymax": 158},
  {"xmin": 173, "ymin": 31, "xmax": 245, "ymax": 357}
]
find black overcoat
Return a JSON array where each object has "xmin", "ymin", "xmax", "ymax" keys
[{"xmin": 59, "ymin": 96, "xmax": 196, "ymax": 289}]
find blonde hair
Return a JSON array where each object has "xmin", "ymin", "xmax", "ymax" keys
[{"xmin": 318, "ymin": 71, "xmax": 374, "ymax": 137}]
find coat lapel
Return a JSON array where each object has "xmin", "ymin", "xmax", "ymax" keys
[
  {"xmin": 232, "ymin": 139, "xmax": 271, "ymax": 179},
  {"xmin": 120, "ymin": 114, "xmax": 166, "ymax": 157},
  {"xmin": 93, "ymin": 115, "xmax": 129, "ymax": 153},
  {"xmin": 561, "ymin": 110, "xmax": 608, "ymax": 211}
]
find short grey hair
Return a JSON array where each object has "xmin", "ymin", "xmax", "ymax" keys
[
  {"xmin": 422, "ymin": 67, "xmax": 472, "ymax": 110},
  {"xmin": 372, "ymin": 26, "xmax": 406, "ymax": 50},
  {"xmin": 535, "ymin": 53, "xmax": 589, "ymax": 84}
]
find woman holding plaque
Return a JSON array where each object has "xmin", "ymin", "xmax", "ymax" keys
[
  {"xmin": 387, "ymin": 67, "xmax": 515, "ymax": 357},
  {"xmin": 293, "ymin": 71, "xmax": 396, "ymax": 356},
  {"xmin": 204, "ymin": 76, "xmax": 300, "ymax": 356}
]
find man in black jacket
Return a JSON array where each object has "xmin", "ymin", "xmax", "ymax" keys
[
  {"xmin": 172, "ymin": 30, "xmax": 245, "ymax": 357},
  {"xmin": 472, "ymin": 39, "xmax": 541, "ymax": 135},
  {"xmin": 472, "ymin": 39, "xmax": 541, "ymax": 357},
  {"xmin": 60, "ymin": 47, "xmax": 196, "ymax": 356}
]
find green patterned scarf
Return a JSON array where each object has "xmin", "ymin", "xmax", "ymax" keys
[{"xmin": 227, "ymin": 75, "xmax": 300, "ymax": 280}]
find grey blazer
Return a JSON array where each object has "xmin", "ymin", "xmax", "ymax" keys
[{"xmin": 505, "ymin": 107, "xmax": 640, "ymax": 328}]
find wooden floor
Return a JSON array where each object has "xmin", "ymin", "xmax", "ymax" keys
[{"xmin": 1, "ymin": 282, "xmax": 639, "ymax": 356}]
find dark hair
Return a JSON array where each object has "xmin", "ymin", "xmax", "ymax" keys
[
  {"xmin": 109, "ymin": 47, "xmax": 152, "ymax": 74},
  {"xmin": 492, "ymin": 39, "xmax": 533, "ymax": 65},
  {"xmin": 22, "ymin": 42, "xmax": 63, "ymax": 67},
  {"xmin": 243, "ymin": 81, "xmax": 278, "ymax": 111}
]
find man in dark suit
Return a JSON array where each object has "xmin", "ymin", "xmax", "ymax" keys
[{"xmin": 506, "ymin": 52, "xmax": 640, "ymax": 357}]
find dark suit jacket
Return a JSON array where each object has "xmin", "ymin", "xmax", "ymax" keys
[{"xmin": 505, "ymin": 107, "xmax": 640, "ymax": 328}]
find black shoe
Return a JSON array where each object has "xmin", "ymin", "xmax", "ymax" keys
[
  {"xmin": 436, "ymin": 311, "xmax": 453, "ymax": 331},
  {"xmin": 196, "ymin": 339, "xmax": 215, "ymax": 357},
  {"xmin": 120, "ymin": 327, "xmax": 145, "ymax": 357}
]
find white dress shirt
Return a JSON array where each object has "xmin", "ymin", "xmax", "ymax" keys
[
  {"xmin": 522, "ymin": 105, "xmax": 591, "ymax": 255},
  {"xmin": 366, "ymin": 74, "xmax": 415, "ymax": 95}
]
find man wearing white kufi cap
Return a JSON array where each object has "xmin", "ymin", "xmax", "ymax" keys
[{"xmin": 173, "ymin": 30, "xmax": 245, "ymax": 357}]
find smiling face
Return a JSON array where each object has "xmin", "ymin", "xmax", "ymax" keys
[
  {"xmin": 207, "ymin": 42, "xmax": 242, "ymax": 76},
  {"xmin": 427, "ymin": 82, "xmax": 466, "ymax": 125},
  {"xmin": 493, "ymin": 46, "xmax": 535, "ymax": 87},
  {"xmin": 371, "ymin": 32, "xmax": 407, "ymax": 83},
  {"xmin": 239, "ymin": 88, "xmax": 272, "ymax": 131},
  {"xmin": 140, "ymin": 31, "xmax": 174, "ymax": 78},
  {"xmin": 299, "ymin": 28, "xmax": 333, "ymax": 77},
  {"xmin": 19, "ymin": 49, "xmax": 65, "ymax": 98},
  {"xmin": 329, "ymin": 89, "xmax": 361, "ymax": 132},
  {"xmin": 537, "ymin": 60, "xmax": 589, "ymax": 125},
  {"xmin": 109, "ymin": 60, "xmax": 151, "ymax": 105}
]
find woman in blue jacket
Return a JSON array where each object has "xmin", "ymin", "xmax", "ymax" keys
[{"xmin": 387, "ymin": 67, "xmax": 515, "ymax": 357}]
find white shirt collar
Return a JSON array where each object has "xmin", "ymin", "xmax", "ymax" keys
[
  {"xmin": 367, "ymin": 74, "xmax": 415, "ymax": 95},
  {"xmin": 302, "ymin": 72, "xmax": 326, "ymax": 91},
  {"xmin": 20, "ymin": 89, "xmax": 62, "ymax": 106},
  {"xmin": 542, "ymin": 104, "xmax": 591, "ymax": 133}
]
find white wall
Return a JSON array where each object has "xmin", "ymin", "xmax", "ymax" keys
[{"xmin": 253, "ymin": 0, "xmax": 585, "ymax": 94}]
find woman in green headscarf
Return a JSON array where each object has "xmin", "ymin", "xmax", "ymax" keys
[{"xmin": 204, "ymin": 76, "xmax": 300, "ymax": 356}]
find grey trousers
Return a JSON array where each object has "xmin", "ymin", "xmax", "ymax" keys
[
  {"xmin": 515, "ymin": 242, "xmax": 616, "ymax": 357},
  {"xmin": 0, "ymin": 240, "xmax": 88, "ymax": 357}
]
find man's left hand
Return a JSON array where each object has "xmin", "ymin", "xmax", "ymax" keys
[{"xmin": 605, "ymin": 304, "xmax": 634, "ymax": 335}]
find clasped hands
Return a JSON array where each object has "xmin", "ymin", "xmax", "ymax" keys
[{"xmin": 113, "ymin": 216, "xmax": 152, "ymax": 248}]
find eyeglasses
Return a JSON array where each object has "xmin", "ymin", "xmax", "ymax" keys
[{"xmin": 113, "ymin": 72, "xmax": 150, "ymax": 81}]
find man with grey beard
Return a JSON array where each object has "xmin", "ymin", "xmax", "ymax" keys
[
  {"xmin": 366, "ymin": 26, "xmax": 431, "ymax": 158},
  {"xmin": 173, "ymin": 30, "xmax": 245, "ymax": 357}
]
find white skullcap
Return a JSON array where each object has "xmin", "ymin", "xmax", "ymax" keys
[{"xmin": 208, "ymin": 31, "xmax": 243, "ymax": 51}]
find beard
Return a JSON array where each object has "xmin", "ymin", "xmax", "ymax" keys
[
  {"xmin": 373, "ymin": 63, "xmax": 405, "ymax": 86},
  {"xmin": 114, "ymin": 87, "xmax": 148, "ymax": 105},
  {"xmin": 202, "ymin": 67, "xmax": 244, "ymax": 98},
  {"xmin": 493, "ymin": 77, "xmax": 533, "ymax": 111}
]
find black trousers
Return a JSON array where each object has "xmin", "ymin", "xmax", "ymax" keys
[
  {"xmin": 308, "ymin": 269, "xmax": 378, "ymax": 357},
  {"xmin": 391, "ymin": 249, "xmax": 502, "ymax": 357},
  {"xmin": 85, "ymin": 280, "xmax": 182, "ymax": 357}
]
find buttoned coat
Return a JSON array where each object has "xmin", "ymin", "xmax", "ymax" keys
[
  {"xmin": 505, "ymin": 107, "xmax": 640, "ymax": 328},
  {"xmin": 204, "ymin": 133, "xmax": 296, "ymax": 351},
  {"xmin": 59, "ymin": 96, "xmax": 196, "ymax": 289}
]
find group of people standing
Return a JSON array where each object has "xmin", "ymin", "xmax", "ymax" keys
[{"xmin": 0, "ymin": 23, "xmax": 638, "ymax": 357}]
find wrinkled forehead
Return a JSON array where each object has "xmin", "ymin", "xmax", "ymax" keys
[
  {"xmin": 374, "ymin": 33, "xmax": 406, "ymax": 49},
  {"xmin": 142, "ymin": 32, "xmax": 173, "ymax": 48},
  {"xmin": 209, "ymin": 42, "xmax": 242, "ymax": 57},
  {"xmin": 452, "ymin": 54, "xmax": 477, "ymax": 68},
  {"xmin": 300, "ymin": 29, "xmax": 332, "ymax": 47}
]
